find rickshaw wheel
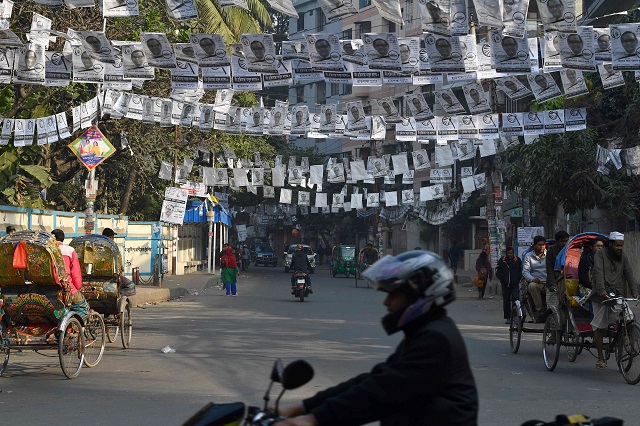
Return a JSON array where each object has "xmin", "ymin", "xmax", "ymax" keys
[
  {"xmin": 120, "ymin": 302, "xmax": 132, "ymax": 349},
  {"xmin": 59, "ymin": 317, "xmax": 84, "ymax": 379},
  {"xmin": 509, "ymin": 304, "xmax": 522, "ymax": 354},
  {"xmin": 83, "ymin": 311, "xmax": 106, "ymax": 368},
  {"xmin": 617, "ymin": 322, "xmax": 640, "ymax": 385},
  {"xmin": 542, "ymin": 312, "xmax": 561, "ymax": 371},
  {"xmin": 106, "ymin": 321, "xmax": 119, "ymax": 343},
  {"xmin": 566, "ymin": 334, "xmax": 583, "ymax": 362},
  {"xmin": 0, "ymin": 347, "xmax": 9, "ymax": 376}
]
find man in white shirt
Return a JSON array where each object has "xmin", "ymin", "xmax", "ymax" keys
[{"xmin": 522, "ymin": 235, "xmax": 547, "ymax": 321}]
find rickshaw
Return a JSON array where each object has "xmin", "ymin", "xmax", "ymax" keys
[
  {"xmin": 509, "ymin": 239, "xmax": 555, "ymax": 354},
  {"xmin": 541, "ymin": 232, "xmax": 640, "ymax": 384},
  {"xmin": 330, "ymin": 245, "xmax": 358, "ymax": 278},
  {"xmin": 70, "ymin": 234, "xmax": 133, "ymax": 349},
  {"xmin": 0, "ymin": 231, "xmax": 105, "ymax": 379},
  {"xmin": 357, "ymin": 245, "xmax": 379, "ymax": 279}
]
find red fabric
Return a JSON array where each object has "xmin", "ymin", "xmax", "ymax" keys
[
  {"xmin": 12, "ymin": 241, "xmax": 27, "ymax": 269},
  {"xmin": 58, "ymin": 242, "xmax": 83, "ymax": 294},
  {"xmin": 221, "ymin": 246, "xmax": 237, "ymax": 268}
]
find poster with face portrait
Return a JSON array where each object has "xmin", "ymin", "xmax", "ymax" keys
[
  {"xmin": 543, "ymin": 109, "xmax": 564, "ymax": 134},
  {"xmin": 290, "ymin": 105, "xmax": 308, "ymax": 135},
  {"xmin": 537, "ymin": 0, "xmax": 576, "ymax": 33},
  {"xmin": 598, "ymin": 63, "xmax": 624, "ymax": 90},
  {"xmin": 501, "ymin": 112, "xmax": 524, "ymax": 136},
  {"xmin": 159, "ymin": 187, "xmax": 188, "ymax": 225},
  {"xmin": 542, "ymin": 31, "xmax": 562, "ymax": 71},
  {"xmin": 593, "ymin": 27, "xmax": 611, "ymax": 63},
  {"xmin": 423, "ymin": 33, "xmax": 465, "ymax": 73},
  {"xmin": 121, "ymin": 43, "xmax": 154, "ymax": 80},
  {"xmin": 345, "ymin": 100, "xmax": 366, "ymax": 131},
  {"xmin": 503, "ymin": 0, "xmax": 530, "ymax": 39},
  {"xmin": 165, "ymin": 0, "xmax": 198, "ymax": 20},
  {"xmin": 340, "ymin": 39, "xmax": 366, "ymax": 67},
  {"xmin": 267, "ymin": 106, "xmax": 286, "ymax": 135},
  {"xmin": 475, "ymin": 0, "xmax": 503, "ymax": 28},
  {"xmin": 462, "ymin": 82, "xmax": 491, "ymax": 114},
  {"xmin": 564, "ymin": 107, "xmax": 586, "ymax": 131},
  {"xmin": 141, "ymin": 32, "xmax": 176, "ymax": 69},
  {"xmin": 71, "ymin": 45, "xmax": 104, "ymax": 84},
  {"xmin": 362, "ymin": 33, "xmax": 401, "ymax": 71},
  {"xmin": 103, "ymin": 0, "xmax": 140, "ymax": 17},
  {"xmin": 450, "ymin": 0, "xmax": 469, "ymax": 36},
  {"xmin": 307, "ymin": 34, "xmax": 343, "ymax": 72},
  {"xmin": 78, "ymin": 31, "xmax": 116, "ymax": 64},
  {"xmin": 395, "ymin": 37, "xmax": 420, "ymax": 76},
  {"xmin": 490, "ymin": 31, "xmax": 530, "ymax": 73},
  {"xmin": 44, "ymin": 51, "xmax": 70, "ymax": 86},
  {"xmin": 458, "ymin": 139, "xmax": 476, "ymax": 160},
  {"xmin": 15, "ymin": 44, "xmax": 45, "ymax": 85},
  {"xmin": 370, "ymin": 116, "xmax": 386, "ymax": 140},
  {"xmin": 103, "ymin": 48, "xmax": 130, "ymax": 90},
  {"xmin": 240, "ymin": 34, "xmax": 278, "ymax": 74},
  {"xmin": 396, "ymin": 118, "xmax": 417, "ymax": 141},
  {"xmin": 558, "ymin": 27, "xmax": 595, "ymax": 71},
  {"xmin": 418, "ymin": 0, "xmax": 451, "ymax": 36},
  {"xmin": 527, "ymin": 72, "xmax": 562, "ymax": 103},
  {"xmin": 495, "ymin": 75, "xmax": 531, "ymax": 99},
  {"xmin": 171, "ymin": 43, "xmax": 199, "ymax": 90},
  {"xmin": 405, "ymin": 93, "xmax": 435, "ymax": 121},
  {"xmin": 610, "ymin": 24, "xmax": 640, "ymax": 71},
  {"xmin": 366, "ymin": 192, "xmax": 380, "ymax": 208},
  {"xmin": 434, "ymin": 89, "xmax": 465, "ymax": 115},
  {"xmin": 198, "ymin": 104, "xmax": 214, "ymax": 131},
  {"xmin": 319, "ymin": 104, "xmax": 337, "ymax": 134},
  {"xmin": 318, "ymin": 0, "xmax": 357, "ymax": 20},
  {"xmin": 377, "ymin": 97, "xmax": 401, "ymax": 124},
  {"xmin": 189, "ymin": 33, "xmax": 230, "ymax": 69},
  {"xmin": 230, "ymin": 43, "xmax": 262, "ymax": 91},
  {"xmin": 245, "ymin": 107, "xmax": 264, "ymax": 135},
  {"xmin": 327, "ymin": 163, "xmax": 345, "ymax": 183},
  {"xmin": 560, "ymin": 68, "xmax": 588, "ymax": 98},
  {"xmin": 282, "ymin": 41, "xmax": 309, "ymax": 61}
]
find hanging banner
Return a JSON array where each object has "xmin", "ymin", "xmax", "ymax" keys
[{"xmin": 68, "ymin": 125, "xmax": 116, "ymax": 171}]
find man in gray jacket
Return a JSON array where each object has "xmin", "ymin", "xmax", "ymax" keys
[{"xmin": 591, "ymin": 231, "xmax": 638, "ymax": 369}]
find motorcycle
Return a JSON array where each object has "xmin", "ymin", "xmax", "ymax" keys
[
  {"xmin": 183, "ymin": 359, "xmax": 314, "ymax": 426},
  {"xmin": 291, "ymin": 271, "xmax": 312, "ymax": 302}
]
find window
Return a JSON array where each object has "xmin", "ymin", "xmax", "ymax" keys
[
  {"xmin": 342, "ymin": 84, "xmax": 352, "ymax": 95},
  {"xmin": 316, "ymin": 81, "xmax": 326, "ymax": 104},
  {"xmin": 296, "ymin": 86, "xmax": 304, "ymax": 103},
  {"xmin": 297, "ymin": 16, "xmax": 304, "ymax": 32},
  {"xmin": 341, "ymin": 29, "xmax": 353, "ymax": 40},
  {"xmin": 315, "ymin": 8, "xmax": 325, "ymax": 32},
  {"xmin": 355, "ymin": 21, "xmax": 372, "ymax": 39},
  {"xmin": 359, "ymin": 0, "xmax": 371, "ymax": 9},
  {"xmin": 363, "ymin": 104, "xmax": 372, "ymax": 115},
  {"xmin": 331, "ymin": 83, "xmax": 340, "ymax": 96},
  {"xmin": 385, "ymin": 19, "xmax": 396, "ymax": 33}
]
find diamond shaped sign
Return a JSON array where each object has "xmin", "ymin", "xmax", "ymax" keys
[{"xmin": 68, "ymin": 125, "xmax": 116, "ymax": 171}]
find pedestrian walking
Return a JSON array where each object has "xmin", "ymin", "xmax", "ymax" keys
[
  {"xmin": 221, "ymin": 246, "xmax": 239, "ymax": 296},
  {"xmin": 474, "ymin": 251, "xmax": 493, "ymax": 299},
  {"xmin": 317, "ymin": 243, "xmax": 325, "ymax": 265},
  {"xmin": 448, "ymin": 241, "xmax": 461, "ymax": 274},
  {"xmin": 241, "ymin": 245, "xmax": 250, "ymax": 271},
  {"xmin": 496, "ymin": 247, "xmax": 522, "ymax": 324}
]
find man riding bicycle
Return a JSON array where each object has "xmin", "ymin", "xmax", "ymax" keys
[
  {"xmin": 290, "ymin": 244, "xmax": 312, "ymax": 293},
  {"xmin": 360, "ymin": 243, "xmax": 378, "ymax": 271}
]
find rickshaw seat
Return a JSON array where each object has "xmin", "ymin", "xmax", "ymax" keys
[{"xmin": 70, "ymin": 235, "xmax": 121, "ymax": 278}]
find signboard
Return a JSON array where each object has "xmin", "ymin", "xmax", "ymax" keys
[
  {"xmin": 517, "ymin": 226, "xmax": 545, "ymax": 244},
  {"xmin": 68, "ymin": 125, "xmax": 116, "ymax": 171}
]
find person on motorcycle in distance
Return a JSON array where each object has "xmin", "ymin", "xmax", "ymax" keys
[
  {"xmin": 290, "ymin": 244, "xmax": 312, "ymax": 292},
  {"xmin": 275, "ymin": 250, "xmax": 478, "ymax": 426}
]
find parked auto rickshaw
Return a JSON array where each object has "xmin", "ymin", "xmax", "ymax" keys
[
  {"xmin": 331, "ymin": 245, "xmax": 358, "ymax": 278},
  {"xmin": 357, "ymin": 245, "xmax": 379, "ymax": 278}
]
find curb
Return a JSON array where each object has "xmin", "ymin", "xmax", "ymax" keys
[{"xmin": 127, "ymin": 286, "xmax": 190, "ymax": 307}]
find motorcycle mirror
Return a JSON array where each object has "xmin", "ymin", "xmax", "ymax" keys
[
  {"xmin": 280, "ymin": 360, "xmax": 314, "ymax": 390},
  {"xmin": 270, "ymin": 358, "xmax": 284, "ymax": 383}
]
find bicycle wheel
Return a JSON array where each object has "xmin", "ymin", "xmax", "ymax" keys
[
  {"xmin": 106, "ymin": 323, "xmax": 118, "ymax": 343},
  {"xmin": 510, "ymin": 304, "xmax": 522, "ymax": 354},
  {"xmin": 0, "ymin": 346, "xmax": 8, "ymax": 376},
  {"xmin": 120, "ymin": 302, "xmax": 132, "ymax": 349},
  {"xmin": 83, "ymin": 312, "xmax": 105, "ymax": 368},
  {"xmin": 566, "ymin": 334, "xmax": 583, "ymax": 362},
  {"xmin": 543, "ymin": 313, "xmax": 561, "ymax": 371},
  {"xmin": 59, "ymin": 317, "xmax": 84, "ymax": 379},
  {"xmin": 617, "ymin": 322, "xmax": 640, "ymax": 385}
]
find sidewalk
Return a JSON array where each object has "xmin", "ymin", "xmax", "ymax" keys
[{"xmin": 127, "ymin": 271, "xmax": 217, "ymax": 307}]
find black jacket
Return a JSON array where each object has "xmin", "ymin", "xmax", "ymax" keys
[
  {"xmin": 303, "ymin": 311, "xmax": 478, "ymax": 426},
  {"xmin": 578, "ymin": 250, "xmax": 593, "ymax": 289},
  {"xmin": 496, "ymin": 255, "xmax": 523, "ymax": 288},
  {"xmin": 290, "ymin": 251, "xmax": 311, "ymax": 272}
]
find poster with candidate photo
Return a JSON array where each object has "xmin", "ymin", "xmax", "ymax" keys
[
  {"xmin": 345, "ymin": 100, "xmax": 367, "ymax": 131},
  {"xmin": 418, "ymin": 0, "xmax": 451, "ymax": 36},
  {"xmin": 230, "ymin": 43, "xmax": 262, "ymax": 91},
  {"xmin": 327, "ymin": 163, "xmax": 345, "ymax": 183},
  {"xmin": 537, "ymin": 0, "xmax": 576, "ymax": 33},
  {"xmin": 495, "ymin": 75, "xmax": 531, "ymax": 100},
  {"xmin": 527, "ymin": 72, "xmax": 562, "ymax": 103},
  {"xmin": 190, "ymin": 34, "xmax": 229, "ymax": 68},
  {"xmin": 245, "ymin": 107, "xmax": 264, "ymax": 136},
  {"xmin": 558, "ymin": 27, "xmax": 595, "ymax": 71},
  {"xmin": 405, "ymin": 93, "xmax": 435, "ymax": 121},
  {"xmin": 225, "ymin": 106, "xmax": 242, "ymax": 134},
  {"xmin": 458, "ymin": 139, "xmax": 476, "ymax": 160},
  {"xmin": 490, "ymin": 30, "xmax": 530, "ymax": 73},
  {"xmin": 141, "ymin": 32, "xmax": 176, "ymax": 69},
  {"xmin": 610, "ymin": 24, "xmax": 640, "ymax": 71},
  {"xmin": 362, "ymin": 33, "xmax": 401, "ymax": 71},
  {"xmin": 198, "ymin": 104, "xmax": 214, "ymax": 131},
  {"xmin": 424, "ymin": 33, "xmax": 465, "ymax": 73},
  {"xmin": 341, "ymin": 39, "xmax": 367, "ymax": 67},
  {"xmin": 412, "ymin": 149, "xmax": 430, "ymax": 170},
  {"xmin": 71, "ymin": 45, "xmax": 104, "ymax": 84},
  {"xmin": 475, "ymin": 0, "xmax": 503, "ymax": 28},
  {"xmin": 377, "ymin": 97, "xmax": 402, "ymax": 124},
  {"xmin": 213, "ymin": 89, "xmax": 233, "ymax": 114},
  {"xmin": 307, "ymin": 34, "xmax": 343, "ymax": 72},
  {"xmin": 171, "ymin": 43, "xmax": 199, "ymax": 90},
  {"xmin": 290, "ymin": 105, "xmax": 308, "ymax": 135},
  {"xmin": 369, "ymin": 157, "xmax": 387, "ymax": 178},
  {"xmin": 397, "ymin": 37, "xmax": 420, "ymax": 75},
  {"xmin": 282, "ymin": 41, "xmax": 309, "ymax": 62},
  {"xmin": 267, "ymin": 106, "xmax": 286, "ymax": 135},
  {"xmin": 450, "ymin": 0, "xmax": 469, "ymax": 36},
  {"xmin": 240, "ymin": 33, "xmax": 278, "ymax": 74},
  {"xmin": 15, "ymin": 44, "xmax": 45, "ymax": 85},
  {"xmin": 44, "ymin": 51, "xmax": 70, "ymax": 86},
  {"xmin": 318, "ymin": 0, "xmax": 357, "ymax": 21},
  {"xmin": 542, "ymin": 31, "xmax": 563, "ymax": 71},
  {"xmin": 103, "ymin": 0, "xmax": 140, "ymax": 17},
  {"xmin": 77, "ymin": 31, "xmax": 116, "ymax": 64},
  {"xmin": 593, "ymin": 27, "xmax": 611, "ymax": 63},
  {"xmin": 370, "ymin": 116, "xmax": 386, "ymax": 140},
  {"xmin": 103, "ymin": 48, "xmax": 131, "ymax": 90},
  {"xmin": 122, "ymin": 43, "xmax": 154, "ymax": 79},
  {"xmin": 503, "ymin": 0, "xmax": 530, "ymax": 39},
  {"xmin": 462, "ymin": 82, "xmax": 490, "ymax": 114},
  {"xmin": 598, "ymin": 63, "xmax": 624, "ymax": 90},
  {"xmin": 319, "ymin": 104, "xmax": 337, "ymax": 134},
  {"xmin": 560, "ymin": 68, "xmax": 588, "ymax": 98},
  {"xmin": 434, "ymin": 88, "xmax": 465, "ymax": 115},
  {"xmin": 165, "ymin": 0, "xmax": 198, "ymax": 20}
]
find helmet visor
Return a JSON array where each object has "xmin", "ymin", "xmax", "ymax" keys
[{"xmin": 362, "ymin": 255, "xmax": 410, "ymax": 291}]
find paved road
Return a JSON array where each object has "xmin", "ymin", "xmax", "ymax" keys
[{"xmin": 0, "ymin": 266, "xmax": 635, "ymax": 425}]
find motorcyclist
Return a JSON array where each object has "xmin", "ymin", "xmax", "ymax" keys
[
  {"xmin": 290, "ymin": 244, "xmax": 312, "ymax": 293},
  {"xmin": 275, "ymin": 250, "xmax": 478, "ymax": 426}
]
